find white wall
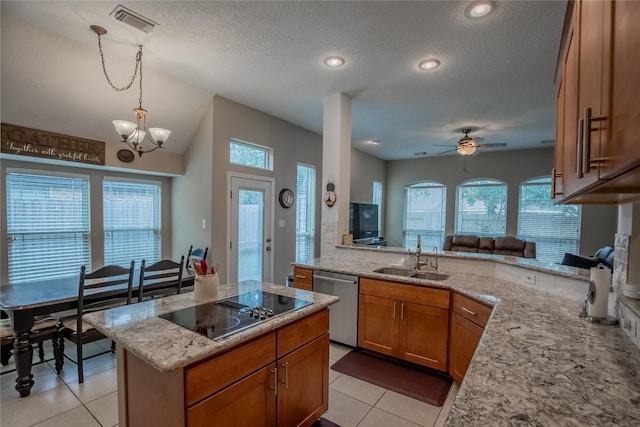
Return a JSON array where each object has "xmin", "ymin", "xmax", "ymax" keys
[{"xmin": 173, "ymin": 95, "xmax": 323, "ymax": 284}]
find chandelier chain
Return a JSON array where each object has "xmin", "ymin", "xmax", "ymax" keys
[{"xmin": 96, "ymin": 33, "xmax": 142, "ymax": 92}]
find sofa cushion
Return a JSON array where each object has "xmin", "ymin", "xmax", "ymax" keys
[
  {"xmin": 478, "ymin": 237, "xmax": 495, "ymax": 254},
  {"xmin": 451, "ymin": 235, "xmax": 480, "ymax": 247}
]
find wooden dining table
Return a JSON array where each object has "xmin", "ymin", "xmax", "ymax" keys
[{"xmin": 0, "ymin": 271, "xmax": 194, "ymax": 397}]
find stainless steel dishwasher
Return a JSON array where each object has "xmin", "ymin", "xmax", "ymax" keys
[{"xmin": 313, "ymin": 270, "xmax": 359, "ymax": 347}]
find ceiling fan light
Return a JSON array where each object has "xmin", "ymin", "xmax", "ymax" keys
[
  {"xmin": 457, "ymin": 145, "xmax": 477, "ymax": 156},
  {"xmin": 149, "ymin": 127, "xmax": 171, "ymax": 143},
  {"xmin": 112, "ymin": 120, "xmax": 137, "ymax": 138}
]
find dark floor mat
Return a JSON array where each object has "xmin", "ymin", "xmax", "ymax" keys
[{"xmin": 330, "ymin": 350, "xmax": 452, "ymax": 406}]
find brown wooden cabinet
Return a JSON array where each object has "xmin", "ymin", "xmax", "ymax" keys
[
  {"xmin": 358, "ymin": 278, "xmax": 449, "ymax": 371},
  {"xmin": 293, "ymin": 267, "xmax": 313, "ymax": 291},
  {"xmin": 448, "ymin": 293, "xmax": 492, "ymax": 384},
  {"xmin": 554, "ymin": 1, "xmax": 640, "ymax": 204},
  {"xmin": 121, "ymin": 309, "xmax": 329, "ymax": 427}
]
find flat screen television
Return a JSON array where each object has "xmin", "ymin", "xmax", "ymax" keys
[{"xmin": 349, "ymin": 203, "xmax": 379, "ymax": 240}]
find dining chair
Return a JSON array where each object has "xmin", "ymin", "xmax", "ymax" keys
[
  {"xmin": 58, "ymin": 261, "xmax": 135, "ymax": 383},
  {"xmin": 1, "ymin": 315, "xmax": 62, "ymax": 373},
  {"xmin": 186, "ymin": 245, "xmax": 208, "ymax": 265},
  {"xmin": 137, "ymin": 256, "xmax": 185, "ymax": 301}
]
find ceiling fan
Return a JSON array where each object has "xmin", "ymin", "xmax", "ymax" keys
[{"xmin": 435, "ymin": 128, "xmax": 507, "ymax": 156}]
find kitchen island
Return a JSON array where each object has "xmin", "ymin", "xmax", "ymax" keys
[
  {"xmin": 84, "ymin": 280, "xmax": 338, "ymax": 427},
  {"xmin": 294, "ymin": 249, "xmax": 640, "ymax": 426}
]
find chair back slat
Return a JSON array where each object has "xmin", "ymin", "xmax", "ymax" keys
[
  {"xmin": 138, "ymin": 256, "xmax": 185, "ymax": 301},
  {"xmin": 78, "ymin": 261, "xmax": 135, "ymax": 318}
]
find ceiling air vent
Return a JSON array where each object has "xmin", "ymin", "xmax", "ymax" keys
[{"xmin": 110, "ymin": 5, "xmax": 158, "ymax": 33}]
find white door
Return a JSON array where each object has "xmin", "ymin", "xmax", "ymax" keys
[{"xmin": 229, "ymin": 174, "xmax": 274, "ymax": 283}]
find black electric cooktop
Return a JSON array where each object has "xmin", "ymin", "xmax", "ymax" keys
[{"xmin": 160, "ymin": 290, "xmax": 312, "ymax": 340}]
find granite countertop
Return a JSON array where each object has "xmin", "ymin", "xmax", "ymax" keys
[
  {"xmin": 83, "ymin": 280, "xmax": 338, "ymax": 373},
  {"xmin": 335, "ymin": 244, "xmax": 591, "ymax": 281},
  {"xmin": 295, "ymin": 258, "xmax": 640, "ymax": 426}
]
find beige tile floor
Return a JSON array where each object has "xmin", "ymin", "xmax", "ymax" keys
[{"xmin": 0, "ymin": 340, "xmax": 457, "ymax": 427}]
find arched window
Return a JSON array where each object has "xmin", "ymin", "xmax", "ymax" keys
[
  {"xmin": 455, "ymin": 179, "xmax": 507, "ymax": 237},
  {"xmin": 403, "ymin": 181, "xmax": 447, "ymax": 249},
  {"xmin": 518, "ymin": 177, "xmax": 581, "ymax": 263}
]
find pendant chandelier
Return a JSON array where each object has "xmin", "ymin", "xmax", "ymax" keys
[{"xmin": 91, "ymin": 25, "xmax": 170, "ymax": 157}]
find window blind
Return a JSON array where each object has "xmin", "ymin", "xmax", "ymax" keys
[
  {"xmin": 6, "ymin": 170, "xmax": 90, "ymax": 284},
  {"xmin": 404, "ymin": 182, "xmax": 446, "ymax": 249},
  {"xmin": 296, "ymin": 163, "xmax": 316, "ymax": 263},
  {"xmin": 518, "ymin": 177, "xmax": 581, "ymax": 263},
  {"xmin": 456, "ymin": 179, "xmax": 507, "ymax": 237},
  {"xmin": 103, "ymin": 179, "xmax": 161, "ymax": 267}
]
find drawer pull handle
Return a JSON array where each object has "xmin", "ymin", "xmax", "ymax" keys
[
  {"xmin": 462, "ymin": 307, "xmax": 477, "ymax": 316},
  {"xmin": 400, "ymin": 303, "xmax": 405, "ymax": 320},
  {"xmin": 295, "ymin": 274, "xmax": 306, "ymax": 279}
]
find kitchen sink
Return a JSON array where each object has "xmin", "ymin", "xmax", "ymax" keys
[
  {"xmin": 372, "ymin": 267, "xmax": 449, "ymax": 281},
  {"xmin": 372, "ymin": 267, "xmax": 415, "ymax": 276},
  {"xmin": 410, "ymin": 272, "xmax": 450, "ymax": 281}
]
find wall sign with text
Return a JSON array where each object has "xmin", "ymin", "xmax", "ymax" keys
[{"xmin": 1, "ymin": 123, "xmax": 105, "ymax": 166}]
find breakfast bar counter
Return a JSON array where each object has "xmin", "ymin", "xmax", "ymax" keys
[{"xmin": 294, "ymin": 255, "xmax": 640, "ymax": 426}]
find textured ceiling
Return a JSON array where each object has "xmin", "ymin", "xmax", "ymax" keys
[{"xmin": 0, "ymin": 1, "xmax": 566, "ymax": 160}]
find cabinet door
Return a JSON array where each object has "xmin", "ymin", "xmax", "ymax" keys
[
  {"xmin": 576, "ymin": 0, "xmax": 609, "ymax": 185},
  {"xmin": 449, "ymin": 313, "xmax": 484, "ymax": 384},
  {"xmin": 188, "ymin": 363, "xmax": 277, "ymax": 427},
  {"xmin": 293, "ymin": 267, "xmax": 313, "ymax": 291},
  {"xmin": 358, "ymin": 294, "xmax": 399, "ymax": 356},
  {"xmin": 604, "ymin": 1, "xmax": 640, "ymax": 178},
  {"xmin": 278, "ymin": 334, "xmax": 329, "ymax": 427},
  {"xmin": 399, "ymin": 302, "xmax": 449, "ymax": 371}
]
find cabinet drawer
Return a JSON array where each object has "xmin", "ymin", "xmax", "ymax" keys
[
  {"xmin": 452, "ymin": 293, "xmax": 492, "ymax": 328},
  {"xmin": 277, "ymin": 309, "xmax": 329, "ymax": 358},
  {"xmin": 360, "ymin": 278, "xmax": 449, "ymax": 309},
  {"xmin": 293, "ymin": 267, "xmax": 313, "ymax": 290},
  {"xmin": 186, "ymin": 333, "xmax": 276, "ymax": 406}
]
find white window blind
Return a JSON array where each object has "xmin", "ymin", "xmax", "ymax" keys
[
  {"xmin": 373, "ymin": 180, "xmax": 383, "ymax": 235},
  {"xmin": 518, "ymin": 177, "xmax": 581, "ymax": 263},
  {"xmin": 6, "ymin": 170, "xmax": 90, "ymax": 284},
  {"xmin": 103, "ymin": 179, "xmax": 161, "ymax": 267},
  {"xmin": 456, "ymin": 179, "xmax": 507, "ymax": 237},
  {"xmin": 403, "ymin": 182, "xmax": 447, "ymax": 249},
  {"xmin": 296, "ymin": 163, "xmax": 316, "ymax": 263}
]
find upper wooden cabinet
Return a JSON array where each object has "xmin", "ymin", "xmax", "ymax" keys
[{"xmin": 554, "ymin": 0, "xmax": 640, "ymax": 204}]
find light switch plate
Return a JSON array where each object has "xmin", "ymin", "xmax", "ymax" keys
[
  {"xmin": 201, "ymin": 219, "xmax": 206, "ymax": 230},
  {"xmin": 279, "ymin": 219, "xmax": 285, "ymax": 227}
]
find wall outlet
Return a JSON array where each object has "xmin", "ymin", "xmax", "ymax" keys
[
  {"xmin": 201, "ymin": 219, "xmax": 207, "ymax": 230},
  {"xmin": 279, "ymin": 219, "xmax": 285, "ymax": 228},
  {"xmin": 523, "ymin": 273, "xmax": 536, "ymax": 284},
  {"xmin": 355, "ymin": 252, "xmax": 365, "ymax": 260}
]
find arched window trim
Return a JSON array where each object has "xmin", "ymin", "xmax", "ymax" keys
[
  {"xmin": 455, "ymin": 178, "xmax": 508, "ymax": 237},
  {"xmin": 403, "ymin": 181, "xmax": 447, "ymax": 250}
]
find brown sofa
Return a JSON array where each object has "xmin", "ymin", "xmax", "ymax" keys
[{"xmin": 443, "ymin": 235, "xmax": 536, "ymax": 259}]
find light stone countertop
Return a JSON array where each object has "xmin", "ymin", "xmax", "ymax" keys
[
  {"xmin": 294, "ymin": 257, "xmax": 640, "ymax": 426},
  {"xmin": 83, "ymin": 280, "xmax": 338, "ymax": 373}
]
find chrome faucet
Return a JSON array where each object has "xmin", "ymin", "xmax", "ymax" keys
[
  {"xmin": 430, "ymin": 246, "xmax": 439, "ymax": 273},
  {"xmin": 415, "ymin": 235, "xmax": 428, "ymax": 270}
]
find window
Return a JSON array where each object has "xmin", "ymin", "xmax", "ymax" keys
[
  {"xmin": 296, "ymin": 163, "xmax": 316, "ymax": 263},
  {"xmin": 518, "ymin": 177, "xmax": 581, "ymax": 263},
  {"xmin": 456, "ymin": 179, "xmax": 507, "ymax": 237},
  {"xmin": 103, "ymin": 179, "xmax": 161, "ymax": 267},
  {"xmin": 229, "ymin": 139, "xmax": 272, "ymax": 170},
  {"xmin": 373, "ymin": 180, "xmax": 383, "ymax": 235},
  {"xmin": 404, "ymin": 182, "xmax": 447, "ymax": 250},
  {"xmin": 6, "ymin": 170, "xmax": 90, "ymax": 284}
]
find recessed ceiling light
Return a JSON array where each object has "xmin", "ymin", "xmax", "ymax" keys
[
  {"xmin": 418, "ymin": 59, "xmax": 440, "ymax": 71},
  {"xmin": 465, "ymin": 1, "xmax": 494, "ymax": 18},
  {"xmin": 324, "ymin": 56, "xmax": 345, "ymax": 68}
]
